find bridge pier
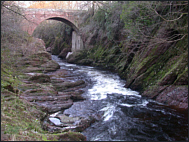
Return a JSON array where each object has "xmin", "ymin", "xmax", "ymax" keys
[
  {"xmin": 72, "ymin": 31, "xmax": 84, "ymax": 52},
  {"xmin": 66, "ymin": 31, "xmax": 84, "ymax": 59}
]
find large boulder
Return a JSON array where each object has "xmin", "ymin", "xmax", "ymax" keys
[
  {"xmin": 42, "ymin": 113, "xmax": 97, "ymax": 133},
  {"xmin": 66, "ymin": 52, "xmax": 76, "ymax": 63},
  {"xmin": 18, "ymin": 50, "xmax": 60, "ymax": 73},
  {"xmin": 32, "ymin": 51, "xmax": 52, "ymax": 60},
  {"xmin": 21, "ymin": 37, "xmax": 46, "ymax": 56},
  {"xmin": 66, "ymin": 51, "xmax": 88, "ymax": 64}
]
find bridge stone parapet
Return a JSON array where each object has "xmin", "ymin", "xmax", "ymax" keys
[
  {"xmin": 22, "ymin": 8, "xmax": 83, "ymax": 34},
  {"xmin": 21, "ymin": 8, "xmax": 85, "ymax": 53}
]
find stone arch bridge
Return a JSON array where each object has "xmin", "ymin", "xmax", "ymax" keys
[{"xmin": 22, "ymin": 8, "xmax": 85, "ymax": 52}]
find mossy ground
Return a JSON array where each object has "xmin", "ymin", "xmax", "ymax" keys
[{"xmin": 1, "ymin": 89, "xmax": 47, "ymax": 141}]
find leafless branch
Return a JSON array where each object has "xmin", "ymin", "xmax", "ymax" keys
[
  {"xmin": 136, "ymin": 23, "xmax": 187, "ymax": 46},
  {"xmin": 95, "ymin": 2, "xmax": 110, "ymax": 14},
  {"xmin": 150, "ymin": 6, "xmax": 187, "ymax": 22},
  {"xmin": 2, "ymin": 4, "xmax": 37, "ymax": 25}
]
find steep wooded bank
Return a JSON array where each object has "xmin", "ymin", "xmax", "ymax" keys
[{"xmin": 67, "ymin": 1, "xmax": 188, "ymax": 110}]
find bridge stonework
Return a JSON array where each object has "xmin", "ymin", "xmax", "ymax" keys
[{"xmin": 22, "ymin": 8, "xmax": 84, "ymax": 52}]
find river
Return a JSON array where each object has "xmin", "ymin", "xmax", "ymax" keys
[{"xmin": 51, "ymin": 55, "xmax": 188, "ymax": 141}]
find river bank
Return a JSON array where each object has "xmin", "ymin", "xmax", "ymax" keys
[
  {"xmin": 1, "ymin": 37, "xmax": 87, "ymax": 141},
  {"xmin": 1, "ymin": 36, "xmax": 188, "ymax": 141}
]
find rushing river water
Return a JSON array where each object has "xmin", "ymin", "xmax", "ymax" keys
[{"xmin": 51, "ymin": 55, "xmax": 188, "ymax": 141}]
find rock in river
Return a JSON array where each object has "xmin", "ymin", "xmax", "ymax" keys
[{"xmin": 52, "ymin": 80, "xmax": 86, "ymax": 91}]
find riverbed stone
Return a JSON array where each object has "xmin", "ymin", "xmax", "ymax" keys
[
  {"xmin": 28, "ymin": 73, "xmax": 51, "ymax": 83},
  {"xmin": 51, "ymin": 78, "xmax": 65, "ymax": 83},
  {"xmin": 35, "ymin": 99, "xmax": 73, "ymax": 113},
  {"xmin": 21, "ymin": 87, "xmax": 57, "ymax": 96},
  {"xmin": 18, "ymin": 50, "xmax": 60, "ymax": 73},
  {"xmin": 21, "ymin": 60, "xmax": 60, "ymax": 73},
  {"xmin": 42, "ymin": 113, "xmax": 97, "ymax": 133},
  {"xmin": 155, "ymin": 85, "xmax": 188, "ymax": 109},
  {"xmin": 57, "ymin": 114, "xmax": 80, "ymax": 124},
  {"xmin": 19, "ymin": 82, "xmax": 74, "ymax": 113},
  {"xmin": 52, "ymin": 80, "xmax": 85, "ymax": 91},
  {"xmin": 49, "ymin": 117, "xmax": 62, "ymax": 126},
  {"xmin": 70, "ymin": 90, "xmax": 86, "ymax": 101},
  {"xmin": 41, "ymin": 60, "xmax": 60, "ymax": 72},
  {"xmin": 21, "ymin": 95, "xmax": 71, "ymax": 102},
  {"xmin": 48, "ymin": 69, "xmax": 71, "ymax": 78}
]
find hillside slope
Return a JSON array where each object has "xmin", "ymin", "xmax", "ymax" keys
[{"xmin": 67, "ymin": 1, "xmax": 188, "ymax": 110}]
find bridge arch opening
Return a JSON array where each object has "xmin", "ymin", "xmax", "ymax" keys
[
  {"xmin": 32, "ymin": 18, "xmax": 83, "ymax": 56},
  {"xmin": 30, "ymin": 16, "xmax": 79, "ymax": 36},
  {"xmin": 47, "ymin": 17, "xmax": 79, "ymax": 33}
]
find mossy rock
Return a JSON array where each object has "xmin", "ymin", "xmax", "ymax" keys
[
  {"xmin": 41, "ymin": 60, "xmax": 60, "ymax": 72},
  {"xmin": 29, "ymin": 51, "xmax": 52, "ymax": 60},
  {"xmin": 66, "ymin": 51, "xmax": 88, "ymax": 63},
  {"xmin": 77, "ymin": 59, "xmax": 93, "ymax": 65},
  {"xmin": 58, "ymin": 131, "xmax": 86, "ymax": 141}
]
